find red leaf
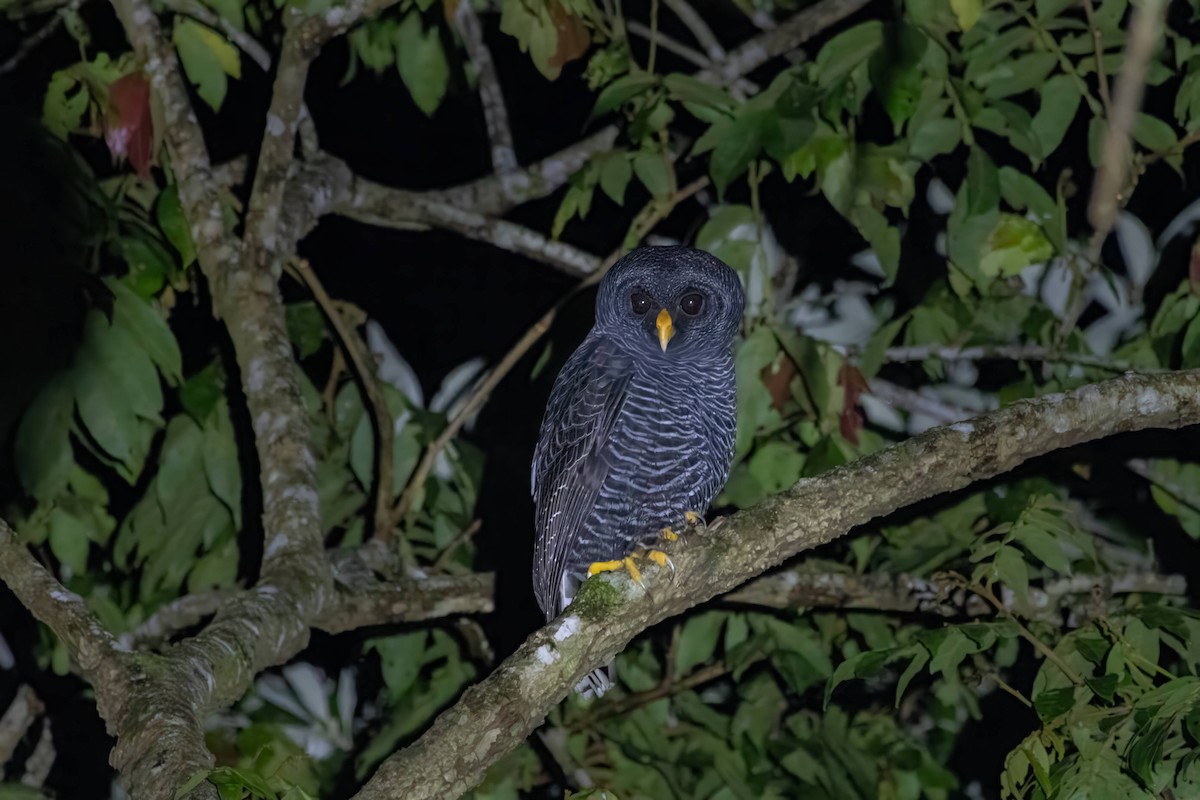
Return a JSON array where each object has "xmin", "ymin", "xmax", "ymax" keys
[
  {"xmin": 837, "ymin": 361, "xmax": 868, "ymax": 445},
  {"xmin": 105, "ymin": 72, "xmax": 154, "ymax": 180},
  {"xmin": 761, "ymin": 354, "xmax": 795, "ymax": 412},
  {"xmin": 548, "ymin": 1, "xmax": 590, "ymax": 71}
]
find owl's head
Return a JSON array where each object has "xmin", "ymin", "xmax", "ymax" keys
[{"xmin": 595, "ymin": 246, "xmax": 745, "ymax": 361}]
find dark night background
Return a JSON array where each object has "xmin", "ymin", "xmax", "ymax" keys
[{"xmin": 3, "ymin": 1, "xmax": 1200, "ymax": 796}]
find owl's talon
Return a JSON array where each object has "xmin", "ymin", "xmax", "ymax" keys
[
  {"xmin": 684, "ymin": 510, "xmax": 707, "ymax": 531},
  {"xmin": 660, "ymin": 526, "xmax": 684, "ymax": 545},
  {"xmin": 646, "ymin": 549, "xmax": 675, "ymax": 580}
]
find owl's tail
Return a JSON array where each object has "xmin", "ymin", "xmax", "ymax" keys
[{"xmin": 574, "ymin": 662, "xmax": 614, "ymax": 699}]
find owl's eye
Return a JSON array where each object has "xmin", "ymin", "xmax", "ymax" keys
[
  {"xmin": 630, "ymin": 292, "xmax": 652, "ymax": 314},
  {"xmin": 680, "ymin": 292, "xmax": 705, "ymax": 316}
]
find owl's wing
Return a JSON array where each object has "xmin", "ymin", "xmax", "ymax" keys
[{"xmin": 531, "ymin": 335, "xmax": 633, "ymax": 619}]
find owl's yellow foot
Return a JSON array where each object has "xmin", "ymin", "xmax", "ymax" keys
[
  {"xmin": 588, "ymin": 556, "xmax": 645, "ymax": 588},
  {"xmin": 587, "ymin": 548, "xmax": 675, "ymax": 588},
  {"xmin": 661, "ymin": 510, "xmax": 706, "ymax": 546}
]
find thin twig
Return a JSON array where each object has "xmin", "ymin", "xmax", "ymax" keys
[
  {"xmin": 389, "ymin": 178, "xmax": 709, "ymax": 523},
  {"xmin": 868, "ymin": 378, "xmax": 978, "ymax": 425},
  {"xmin": 455, "ymin": 0, "xmax": 516, "ymax": 174},
  {"xmin": 118, "ymin": 591, "xmax": 234, "ymax": 650},
  {"xmin": 877, "ymin": 343, "xmax": 1162, "ymax": 373},
  {"xmin": 432, "ymin": 519, "xmax": 483, "ymax": 570},
  {"xmin": 626, "ymin": 20, "xmax": 710, "ymax": 68},
  {"xmin": 579, "ymin": 660, "xmax": 737, "ymax": 728},
  {"xmin": 0, "ymin": 4, "xmax": 68, "ymax": 76},
  {"xmin": 969, "ymin": 580, "xmax": 1085, "ymax": 686},
  {"xmin": 647, "ymin": 0, "xmax": 660, "ymax": 74},
  {"xmin": 1058, "ymin": 0, "xmax": 1167, "ymax": 343},
  {"xmin": 1081, "ymin": 0, "xmax": 1111, "ymax": 115},
  {"xmin": 662, "ymin": 0, "xmax": 724, "ymax": 61},
  {"xmin": 289, "ymin": 258, "xmax": 396, "ymax": 541}
]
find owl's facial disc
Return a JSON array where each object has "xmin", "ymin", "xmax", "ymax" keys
[{"xmin": 656, "ymin": 309, "xmax": 674, "ymax": 351}]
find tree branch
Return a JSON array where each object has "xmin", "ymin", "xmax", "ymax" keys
[
  {"xmin": 0, "ymin": 1, "xmax": 71, "ymax": 76},
  {"xmin": 0, "ymin": 685, "xmax": 42, "ymax": 768},
  {"xmin": 877, "ymin": 343, "xmax": 1163, "ymax": 373},
  {"xmin": 287, "ymin": 259, "xmax": 397, "ymax": 541},
  {"xmin": 350, "ymin": 369, "xmax": 1200, "ymax": 800},
  {"xmin": 724, "ymin": 566, "xmax": 1187, "ymax": 624},
  {"xmin": 286, "ymin": 0, "xmax": 865, "ymax": 240},
  {"xmin": 662, "ymin": 0, "xmax": 724, "ymax": 61},
  {"xmin": 696, "ymin": 0, "xmax": 873, "ymax": 86},
  {"xmin": 0, "ymin": 521, "xmax": 130, "ymax": 698},
  {"xmin": 455, "ymin": 0, "xmax": 516, "ymax": 174}
]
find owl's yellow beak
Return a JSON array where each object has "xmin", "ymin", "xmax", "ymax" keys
[{"xmin": 656, "ymin": 309, "xmax": 674, "ymax": 352}]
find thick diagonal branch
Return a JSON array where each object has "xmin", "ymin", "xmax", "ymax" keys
[
  {"xmin": 351, "ymin": 370, "xmax": 1200, "ymax": 800},
  {"xmin": 0, "ymin": 521, "xmax": 133, "ymax": 729}
]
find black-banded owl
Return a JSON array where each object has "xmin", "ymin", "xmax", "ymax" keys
[{"xmin": 531, "ymin": 245, "xmax": 745, "ymax": 696}]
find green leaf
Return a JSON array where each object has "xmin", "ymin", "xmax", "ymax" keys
[
  {"xmin": 202, "ymin": 401, "xmax": 242, "ymax": 527},
  {"xmin": 710, "ymin": 111, "xmax": 766, "ymax": 196},
  {"xmin": 367, "ymin": 631, "xmax": 429, "ymax": 699},
  {"xmin": 1033, "ymin": 686, "xmax": 1075, "ymax": 720},
  {"xmin": 1127, "ymin": 719, "xmax": 1172, "ymax": 786},
  {"xmin": 106, "ymin": 278, "xmax": 183, "ymax": 385},
  {"xmin": 908, "ymin": 116, "xmax": 961, "ymax": 162},
  {"xmin": 48, "ymin": 506, "xmax": 91, "ymax": 575},
  {"xmin": 180, "ymin": 360, "xmax": 226, "ymax": 423},
  {"xmin": 896, "ymin": 647, "xmax": 929, "ymax": 706},
  {"xmin": 815, "ymin": 22, "xmax": 883, "ymax": 88},
  {"xmin": 42, "ymin": 71, "xmax": 89, "ymax": 140},
  {"xmin": 14, "ymin": 374, "xmax": 75, "ymax": 502},
  {"xmin": 950, "ymin": 0, "xmax": 982, "ymax": 31},
  {"xmin": 591, "ymin": 73, "xmax": 658, "ymax": 119},
  {"xmin": 599, "ymin": 153, "xmax": 633, "ymax": 205},
  {"xmin": 285, "ymin": 301, "xmax": 327, "ymax": 359},
  {"xmin": 394, "ymin": 12, "xmax": 448, "ymax": 116},
  {"xmin": 114, "ymin": 235, "xmax": 169, "ymax": 297},
  {"xmin": 1131, "ymin": 112, "xmax": 1177, "ymax": 153},
  {"xmin": 174, "ymin": 18, "xmax": 241, "ymax": 111},
  {"xmin": 947, "ymin": 147, "xmax": 1000, "ymax": 281},
  {"xmin": 994, "ymin": 545, "xmax": 1029, "ymax": 596},
  {"xmin": 853, "ymin": 204, "xmax": 901, "ymax": 283},
  {"xmin": 1014, "ymin": 522, "xmax": 1073, "ymax": 574},
  {"xmin": 980, "ymin": 52, "xmax": 1056, "ymax": 100},
  {"xmin": 1031, "ymin": 75, "xmax": 1081, "ymax": 163},
  {"xmin": 675, "ymin": 612, "xmax": 726, "ymax": 679},
  {"xmin": 73, "ymin": 311, "xmax": 162, "ymax": 470},
  {"xmin": 632, "ymin": 151, "xmax": 672, "ymax": 198},
  {"xmin": 868, "ymin": 24, "xmax": 928, "ymax": 132},
  {"xmin": 979, "ymin": 214, "xmax": 1055, "ymax": 279},
  {"xmin": 928, "ymin": 628, "xmax": 975, "ymax": 676},
  {"xmin": 825, "ymin": 649, "xmax": 889, "ymax": 707},
  {"xmin": 999, "ymin": 168, "xmax": 1056, "ymax": 221},
  {"xmin": 157, "ymin": 184, "xmax": 196, "ymax": 267},
  {"xmin": 663, "ymin": 73, "xmax": 736, "ymax": 113},
  {"xmin": 747, "ymin": 441, "xmax": 805, "ymax": 495}
]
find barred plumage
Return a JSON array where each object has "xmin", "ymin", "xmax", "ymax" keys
[{"xmin": 531, "ymin": 246, "xmax": 745, "ymax": 697}]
